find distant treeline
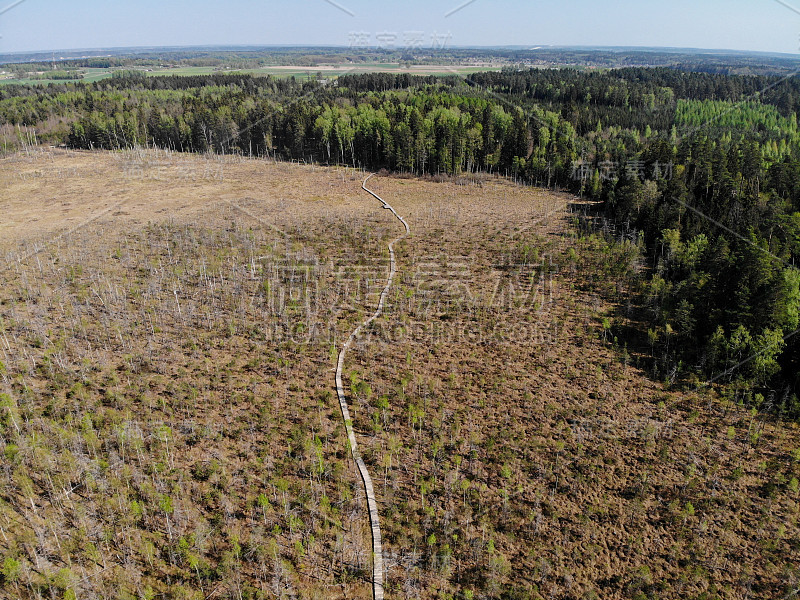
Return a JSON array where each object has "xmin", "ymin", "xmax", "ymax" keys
[
  {"xmin": 4, "ymin": 46, "xmax": 800, "ymax": 75},
  {"xmin": 2, "ymin": 67, "xmax": 800, "ymax": 414}
]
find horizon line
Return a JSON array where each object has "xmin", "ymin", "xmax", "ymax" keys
[{"xmin": 2, "ymin": 43, "xmax": 799, "ymax": 60}]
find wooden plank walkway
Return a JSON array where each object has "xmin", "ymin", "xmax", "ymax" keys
[{"xmin": 335, "ymin": 174, "xmax": 410, "ymax": 600}]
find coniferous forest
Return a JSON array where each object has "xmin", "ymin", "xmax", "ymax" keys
[{"xmin": 3, "ymin": 67, "xmax": 800, "ymax": 415}]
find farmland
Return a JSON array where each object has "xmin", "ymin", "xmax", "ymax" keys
[
  {"xmin": 0, "ymin": 149, "xmax": 798, "ymax": 599},
  {"xmin": 0, "ymin": 63, "xmax": 499, "ymax": 86}
]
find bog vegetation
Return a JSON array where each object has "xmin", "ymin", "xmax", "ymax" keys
[{"xmin": 0, "ymin": 154, "xmax": 797, "ymax": 599}]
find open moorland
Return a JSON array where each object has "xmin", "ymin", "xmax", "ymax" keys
[{"xmin": 0, "ymin": 150, "xmax": 798, "ymax": 600}]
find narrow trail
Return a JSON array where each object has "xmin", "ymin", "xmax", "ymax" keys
[{"xmin": 335, "ymin": 174, "xmax": 410, "ymax": 600}]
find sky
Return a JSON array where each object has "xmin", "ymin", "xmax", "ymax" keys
[{"xmin": 1, "ymin": 0, "xmax": 799, "ymax": 56}]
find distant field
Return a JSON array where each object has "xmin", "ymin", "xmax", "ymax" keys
[
  {"xmin": 0, "ymin": 67, "xmax": 112, "ymax": 85},
  {"xmin": 0, "ymin": 63, "xmax": 500, "ymax": 85}
]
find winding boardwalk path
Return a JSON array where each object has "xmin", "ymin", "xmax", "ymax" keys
[{"xmin": 335, "ymin": 174, "xmax": 410, "ymax": 600}]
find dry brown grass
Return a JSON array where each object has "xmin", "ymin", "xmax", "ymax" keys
[{"xmin": 0, "ymin": 150, "xmax": 798, "ymax": 600}]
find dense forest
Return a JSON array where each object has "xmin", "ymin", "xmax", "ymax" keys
[{"xmin": 2, "ymin": 67, "xmax": 800, "ymax": 415}]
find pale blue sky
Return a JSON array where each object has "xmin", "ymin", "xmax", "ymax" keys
[{"xmin": 1, "ymin": 0, "xmax": 798, "ymax": 55}]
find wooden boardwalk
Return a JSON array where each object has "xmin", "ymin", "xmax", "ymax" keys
[{"xmin": 335, "ymin": 174, "xmax": 409, "ymax": 600}]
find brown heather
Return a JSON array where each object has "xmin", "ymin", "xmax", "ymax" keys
[{"xmin": 0, "ymin": 149, "xmax": 797, "ymax": 600}]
